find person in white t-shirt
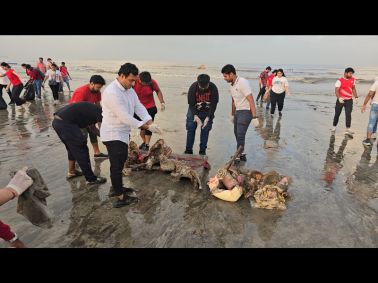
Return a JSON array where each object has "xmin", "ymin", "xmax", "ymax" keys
[
  {"xmin": 361, "ymin": 77, "xmax": 378, "ymax": 146},
  {"xmin": 42, "ymin": 63, "xmax": 63, "ymax": 105},
  {"xmin": 221, "ymin": 64, "xmax": 259, "ymax": 163},
  {"xmin": 0, "ymin": 67, "xmax": 13, "ymax": 105},
  {"xmin": 270, "ymin": 68, "xmax": 289, "ymax": 117}
]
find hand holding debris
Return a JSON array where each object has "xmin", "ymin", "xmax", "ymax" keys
[{"xmin": 7, "ymin": 167, "xmax": 33, "ymax": 196}]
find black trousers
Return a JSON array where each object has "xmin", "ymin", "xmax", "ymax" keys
[
  {"xmin": 270, "ymin": 90, "xmax": 286, "ymax": 114},
  {"xmin": 52, "ymin": 119, "xmax": 97, "ymax": 182},
  {"xmin": 333, "ymin": 98, "xmax": 353, "ymax": 128},
  {"xmin": 0, "ymin": 84, "xmax": 12, "ymax": 102},
  {"xmin": 11, "ymin": 84, "xmax": 25, "ymax": 106},
  {"xmin": 49, "ymin": 83, "xmax": 60, "ymax": 100},
  {"xmin": 256, "ymin": 86, "xmax": 266, "ymax": 101},
  {"xmin": 103, "ymin": 140, "xmax": 128, "ymax": 196},
  {"xmin": 134, "ymin": 106, "xmax": 157, "ymax": 136}
]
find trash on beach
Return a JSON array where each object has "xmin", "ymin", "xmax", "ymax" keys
[
  {"xmin": 124, "ymin": 139, "xmax": 210, "ymax": 190},
  {"xmin": 14, "ymin": 168, "xmax": 53, "ymax": 228},
  {"xmin": 207, "ymin": 147, "xmax": 291, "ymax": 209}
]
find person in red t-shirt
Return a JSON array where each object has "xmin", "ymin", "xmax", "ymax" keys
[
  {"xmin": 256, "ymin": 66, "xmax": 271, "ymax": 104},
  {"xmin": 133, "ymin": 71, "xmax": 165, "ymax": 150},
  {"xmin": 331, "ymin": 67, "xmax": 358, "ymax": 135},
  {"xmin": 59, "ymin": 62, "xmax": 72, "ymax": 92},
  {"xmin": 0, "ymin": 62, "xmax": 26, "ymax": 106},
  {"xmin": 36, "ymin": 57, "xmax": 47, "ymax": 74},
  {"xmin": 25, "ymin": 64, "xmax": 43, "ymax": 99},
  {"xmin": 69, "ymin": 75, "xmax": 108, "ymax": 162},
  {"xmin": 0, "ymin": 167, "xmax": 34, "ymax": 248}
]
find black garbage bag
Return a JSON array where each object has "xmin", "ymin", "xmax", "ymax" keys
[
  {"xmin": 23, "ymin": 80, "xmax": 35, "ymax": 101},
  {"xmin": 0, "ymin": 95, "xmax": 7, "ymax": 109}
]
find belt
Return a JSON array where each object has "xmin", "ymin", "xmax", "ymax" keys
[{"xmin": 54, "ymin": 114, "xmax": 63, "ymax": 120}]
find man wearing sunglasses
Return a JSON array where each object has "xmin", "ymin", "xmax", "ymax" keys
[{"xmin": 185, "ymin": 74, "xmax": 219, "ymax": 156}]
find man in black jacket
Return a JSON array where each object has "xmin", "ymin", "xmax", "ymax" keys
[{"xmin": 185, "ymin": 74, "xmax": 219, "ymax": 156}]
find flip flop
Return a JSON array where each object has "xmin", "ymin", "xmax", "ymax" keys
[{"xmin": 66, "ymin": 170, "xmax": 83, "ymax": 180}]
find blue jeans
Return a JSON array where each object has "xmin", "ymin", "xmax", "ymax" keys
[
  {"xmin": 33, "ymin": 79, "xmax": 42, "ymax": 98},
  {"xmin": 367, "ymin": 104, "xmax": 378, "ymax": 133},
  {"xmin": 185, "ymin": 108, "xmax": 213, "ymax": 152},
  {"xmin": 234, "ymin": 110, "xmax": 252, "ymax": 152}
]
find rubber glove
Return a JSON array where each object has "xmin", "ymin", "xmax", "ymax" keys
[
  {"xmin": 7, "ymin": 167, "xmax": 33, "ymax": 196},
  {"xmin": 160, "ymin": 102, "xmax": 166, "ymax": 112},
  {"xmin": 202, "ymin": 117, "xmax": 209, "ymax": 129},
  {"xmin": 193, "ymin": 115, "xmax": 202, "ymax": 128},
  {"xmin": 252, "ymin": 118, "xmax": 260, "ymax": 128},
  {"xmin": 147, "ymin": 124, "xmax": 163, "ymax": 135}
]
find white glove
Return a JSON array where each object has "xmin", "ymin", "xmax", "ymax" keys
[
  {"xmin": 202, "ymin": 117, "xmax": 209, "ymax": 129},
  {"xmin": 193, "ymin": 115, "xmax": 202, "ymax": 128},
  {"xmin": 230, "ymin": 114, "xmax": 234, "ymax": 124},
  {"xmin": 160, "ymin": 102, "xmax": 166, "ymax": 112},
  {"xmin": 7, "ymin": 167, "xmax": 33, "ymax": 196},
  {"xmin": 252, "ymin": 118, "xmax": 260, "ymax": 128},
  {"xmin": 147, "ymin": 124, "xmax": 163, "ymax": 135},
  {"xmin": 338, "ymin": 97, "xmax": 344, "ymax": 104}
]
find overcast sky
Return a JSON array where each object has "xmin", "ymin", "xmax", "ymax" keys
[{"xmin": 1, "ymin": 36, "xmax": 378, "ymax": 66}]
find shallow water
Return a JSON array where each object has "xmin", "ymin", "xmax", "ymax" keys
[{"xmin": 1, "ymin": 63, "xmax": 378, "ymax": 247}]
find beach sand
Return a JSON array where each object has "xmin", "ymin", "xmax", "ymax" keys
[{"xmin": 1, "ymin": 82, "xmax": 378, "ymax": 247}]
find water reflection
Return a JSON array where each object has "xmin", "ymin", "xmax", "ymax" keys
[{"xmin": 322, "ymin": 134, "xmax": 351, "ymax": 187}]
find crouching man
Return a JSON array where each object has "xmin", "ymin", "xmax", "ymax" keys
[{"xmin": 52, "ymin": 101, "xmax": 107, "ymax": 186}]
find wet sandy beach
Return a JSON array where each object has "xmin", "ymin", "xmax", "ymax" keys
[{"xmin": 1, "ymin": 80, "xmax": 378, "ymax": 247}]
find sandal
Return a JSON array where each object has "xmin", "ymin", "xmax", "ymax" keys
[{"xmin": 66, "ymin": 170, "xmax": 84, "ymax": 180}]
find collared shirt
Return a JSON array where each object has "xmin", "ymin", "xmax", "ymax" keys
[
  {"xmin": 229, "ymin": 76, "xmax": 252, "ymax": 111},
  {"xmin": 100, "ymin": 79, "xmax": 152, "ymax": 144}
]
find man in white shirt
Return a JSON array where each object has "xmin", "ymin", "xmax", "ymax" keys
[
  {"xmin": 361, "ymin": 77, "xmax": 378, "ymax": 146},
  {"xmin": 0, "ymin": 67, "xmax": 13, "ymax": 105},
  {"xmin": 221, "ymin": 64, "xmax": 260, "ymax": 163},
  {"xmin": 101, "ymin": 63, "xmax": 162, "ymax": 208}
]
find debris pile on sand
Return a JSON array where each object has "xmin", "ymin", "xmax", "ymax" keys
[
  {"xmin": 207, "ymin": 147, "xmax": 291, "ymax": 209},
  {"xmin": 123, "ymin": 139, "xmax": 210, "ymax": 189}
]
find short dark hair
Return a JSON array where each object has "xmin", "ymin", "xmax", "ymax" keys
[
  {"xmin": 47, "ymin": 58, "xmax": 52, "ymax": 61},
  {"xmin": 139, "ymin": 71, "xmax": 152, "ymax": 84},
  {"xmin": 197, "ymin": 74, "xmax": 210, "ymax": 88},
  {"xmin": 26, "ymin": 64, "xmax": 32, "ymax": 70},
  {"xmin": 90, "ymin": 75, "xmax": 106, "ymax": 85},
  {"xmin": 21, "ymin": 63, "xmax": 27, "ymax": 67},
  {"xmin": 61, "ymin": 62, "xmax": 65, "ymax": 65},
  {"xmin": 272, "ymin": 69, "xmax": 278, "ymax": 74},
  {"xmin": 221, "ymin": 64, "xmax": 236, "ymax": 75},
  {"xmin": 266, "ymin": 66, "xmax": 272, "ymax": 71},
  {"xmin": 118, "ymin": 63, "xmax": 139, "ymax": 77},
  {"xmin": 39, "ymin": 57, "xmax": 43, "ymax": 60},
  {"xmin": 51, "ymin": 63, "xmax": 58, "ymax": 68},
  {"xmin": 1, "ymin": 62, "xmax": 10, "ymax": 68},
  {"xmin": 345, "ymin": 67, "xmax": 355, "ymax": 74}
]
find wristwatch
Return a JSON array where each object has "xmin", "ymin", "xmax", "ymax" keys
[{"xmin": 9, "ymin": 233, "xmax": 18, "ymax": 243}]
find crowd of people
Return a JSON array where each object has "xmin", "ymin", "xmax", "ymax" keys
[{"xmin": 1, "ymin": 56, "xmax": 378, "ymax": 247}]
